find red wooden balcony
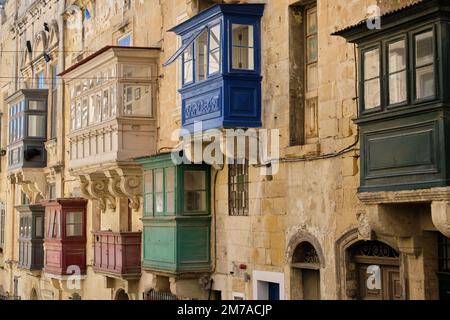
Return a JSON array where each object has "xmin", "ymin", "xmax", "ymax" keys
[{"xmin": 93, "ymin": 231, "xmax": 141, "ymax": 278}]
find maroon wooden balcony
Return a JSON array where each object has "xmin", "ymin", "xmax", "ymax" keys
[{"xmin": 93, "ymin": 231, "xmax": 141, "ymax": 278}]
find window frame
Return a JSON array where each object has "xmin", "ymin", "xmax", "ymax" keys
[
  {"xmin": 228, "ymin": 160, "xmax": 249, "ymax": 216},
  {"xmin": 358, "ymin": 24, "xmax": 439, "ymax": 115},
  {"xmin": 228, "ymin": 17, "xmax": 259, "ymax": 74}
]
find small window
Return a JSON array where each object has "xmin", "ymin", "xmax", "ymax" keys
[
  {"xmin": 228, "ymin": 161, "xmax": 249, "ymax": 216},
  {"xmin": 363, "ymin": 48, "xmax": 381, "ymax": 109},
  {"xmin": 118, "ymin": 33, "xmax": 132, "ymax": 47},
  {"xmin": 232, "ymin": 24, "xmax": 254, "ymax": 70},
  {"xmin": 183, "ymin": 44, "xmax": 194, "ymax": 84},
  {"xmin": 208, "ymin": 25, "xmax": 221, "ymax": 75},
  {"xmin": 184, "ymin": 170, "xmax": 207, "ymax": 212},
  {"xmin": 415, "ymin": 30, "xmax": 435, "ymax": 100},
  {"xmin": 388, "ymin": 39, "xmax": 407, "ymax": 104},
  {"xmin": 28, "ymin": 115, "xmax": 46, "ymax": 137},
  {"xmin": 66, "ymin": 212, "xmax": 83, "ymax": 237}
]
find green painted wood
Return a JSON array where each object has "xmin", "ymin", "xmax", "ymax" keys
[{"xmin": 136, "ymin": 153, "xmax": 211, "ymax": 274}]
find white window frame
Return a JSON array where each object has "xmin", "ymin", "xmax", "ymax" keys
[{"xmin": 252, "ymin": 270, "xmax": 284, "ymax": 300}]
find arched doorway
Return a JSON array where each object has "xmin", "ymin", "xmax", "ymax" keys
[
  {"xmin": 290, "ymin": 241, "xmax": 323, "ymax": 300},
  {"xmin": 348, "ymin": 240, "xmax": 402, "ymax": 300},
  {"xmin": 115, "ymin": 289, "xmax": 129, "ymax": 300},
  {"xmin": 30, "ymin": 288, "xmax": 38, "ymax": 300}
]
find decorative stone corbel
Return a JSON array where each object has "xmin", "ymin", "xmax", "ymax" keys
[
  {"xmin": 356, "ymin": 210, "xmax": 374, "ymax": 240},
  {"xmin": 108, "ymin": 166, "xmax": 143, "ymax": 211},
  {"xmin": 431, "ymin": 201, "xmax": 450, "ymax": 238},
  {"xmin": 9, "ymin": 170, "xmax": 47, "ymax": 204},
  {"xmin": 79, "ymin": 174, "xmax": 116, "ymax": 211}
]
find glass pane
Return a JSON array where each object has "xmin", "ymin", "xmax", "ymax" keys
[
  {"xmin": 196, "ymin": 30, "xmax": 208, "ymax": 81},
  {"xmin": 364, "ymin": 48, "xmax": 380, "ymax": 80},
  {"xmin": 415, "ymin": 31, "xmax": 433, "ymax": 67},
  {"xmin": 307, "ymin": 63, "xmax": 318, "ymax": 91},
  {"xmin": 123, "ymin": 65, "xmax": 151, "ymax": 78},
  {"xmin": 307, "ymin": 36, "xmax": 317, "ymax": 63},
  {"xmin": 102, "ymin": 90, "xmax": 110, "ymax": 120},
  {"xmin": 364, "ymin": 78, "xmax": 380, "ymax": 109},
  {"xmin": 118, "ymin": 34, "xmax": 132, "ymax": 47},
  {"xmin": 29, "ymin": 100, "xmax": 46, "ymax": 111},
  {"xmin": 232, "ymin": 24, "xmax": 254, "ymax": 70},
  {"xmin": 35, "ymin": 216, "xmax": 43, "ymax": 237},
  {"xmin": 389, "ymin": 71, "xmax": 407, "ymax": 104},
  {"xmin": 155, "ymin": 193, "xmax": 163, "ymax": 213},
  {"xmin": 82, "ymin": 98, "xmax": 88, "ymax": 127},
  {"xmin": 183, "ymin": 45, "xmax": 193, "ymax": 84},
  {"xmin": 210, "ymin": 25, "xmax": 220, "ymax": 50},
  {"xmin": 184, "ymin": 191, "xmax": 206, "ymax": 212},
  {"xmin": 155, "ymin": 170, "xmax": 163, "ymax": 193},
  {"xmin": 416, "ymin": 65, "xmax": 435, "ymax": 99},
  {"xmin": 66, "ymin": 224, "xmax": 82, "ymax": 237},
  {"xmin": 123, "ymin": 85, "xmax": 152, "ymax": 116},
  {"xmin": 165, "ymin": 167, "xmax": 174, "ymax": 192},
  {"xmin": 28, "ymin": 115, "xmax": 45, "ymax": 137},
  {"xmin": 89, "ymin": 95, "xmax": 97, "ymax": 124},
  {"xmin": 76, "ymin": 101, "xmax": 82, "ymax": 128},
  {"xmin": 209, "ymin": 49, "xmax": 220, "ymax": 75},
  {"xmin": 110, "ymin": 86, "xmax": 117, "ymax": 117},
  {"xmin": 67, "ymin": 212, "xmax": 83, "ymax": 224},
  {"xmin": 389, "ymin": 40, "xmax": 406, "ymax": 73},
  {"xmin": 166, "ymin": 192, "xmax": 174, "ymax": 214},
  {"xmin": 95, "ymin": 92, "xmax": 102, "ymax": 122},
  {"xmin": 306, "ymin": 8, "xmax": 317, "ymax": 35},
  {"xmin": 145, "ymin": 194, "xmax": 153, "ymax": 214},
  {"xmin": 144, "ymin": 171, "xmax": 153, "ymax": 193},
  {"xmin": 184, "ymin": 171, "xmax": 206, "ymax": 190}
]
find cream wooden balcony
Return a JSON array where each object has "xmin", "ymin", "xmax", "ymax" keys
[{"xmin": 61, "ymin": 46, "xmax": 159, "ymax": 171}]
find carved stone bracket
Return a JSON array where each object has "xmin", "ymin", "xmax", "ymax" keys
[
  {"xmin": 356, "ymin": 210, "xmax": 375, "ymax": 240},
  {"xmin": 431, "ymin": 201, "xmax": 450, "ymax": 238},
  {"xmin": 76, "ymin": 164, "xmax": 143, "ymax": 212},
  {"xmin": 8, "ymin": 170, "xmax": 47, "ymax": 204}
]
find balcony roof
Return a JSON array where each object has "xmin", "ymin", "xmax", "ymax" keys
[
  {"xmin": 331, "ymin": 0, "xmax": 449, "ymax": 42},
  {"xmin": 59, "ymin": 46, "xmax": 160, "ymax": 77}
]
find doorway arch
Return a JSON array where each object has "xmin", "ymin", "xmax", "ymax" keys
[
  {"xmin": 287, "ymin": 231, "xmax": 325, "ymax": 300},
  {"xmin": 115, "ymin": 289, "xmax": 130, "ymax": 300}
]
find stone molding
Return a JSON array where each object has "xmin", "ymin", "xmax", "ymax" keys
[{"xmin": 8, "ymin": 169, "xmax": 47, "ymax": 204}]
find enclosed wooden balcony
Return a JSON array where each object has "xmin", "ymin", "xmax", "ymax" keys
[
  {"xmin": 60, "ymin": 46, "xmax": 159, "ymax": 171},
  {"xmin": 93, "ymin": 231, "xmax": 141, "ymax": 278}
]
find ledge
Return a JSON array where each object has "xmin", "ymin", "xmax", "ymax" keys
[{"xmin": 358, "ymin": 186, "xmax": 450, "ymax": 205}]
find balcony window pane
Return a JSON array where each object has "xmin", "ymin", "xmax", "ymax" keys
[
  {"xmin": 363, "ymin": 48, "xmax": 380, "ymax": 109},
  {"xmin": 155, "ymin": 170, "xmax": 163, "ymax": 213},
  {"xmin": 76, "ymin": 100, "xmax": 82, "ymax": 128},
  {"xmin": 144, "ymin": 171, "xmax": 153, "ymax": 214},
  {"xmin": 196, "ymin": 30, "xmax": 208, "ymax": 81},
  {"xmin": 66, "ymin": 212, "xmax": 83, "ymax": 237},
  {"xmin": 307, "ymin": 63, "xmax": 318, "ymax": 91},
  {"xmin": 29, "ymin": 100, "xmax": 46, "ymax": 111},
  {"xmin": 37, "ymin": 71, "xmax": 45, "ymax": 89},
  {"xmin": 416, "ymin": 31, "xmax": 433, "ymax": 66},
  {"xmin": 415, "ymin": 31, "xmax": 434, "ymax": 99},
  {"xmin": 28, "ymin": 115, "xmax": 45, "ymax": 137},
  {"xmin": 184, "ymin": 171, "xmax": 206, "ymax": 213},
  {"xmin": 416, "ymin": 65, "xmax": 435, "ymax": 99},
  {"xmin": 110, "ymin": 86, "xmax": 117, "ymax": 117},
  {"xmin": 165, "ymin": 167, "xmax": 175, "ymax": 214},
  {"xmin": 232, "ymin": 24, "xmax": 254, "ymax": 70},
  {"xmin": 183, "ymin": 44, "xmax": 194, "ymax": 84},
  {"xmin": 102, "ymin": 89, "xmax": 110, "ymax": 120},
  {"xmin": 123, "ymin": 85, "xmax": 152, "ymax": 116},
  {"xmin": 388, "ymin": 40, "xmax": 407, "ymax": 104},
  {"xmin": 35, "ymin": 216, "xmax": 43, "ymax": 238},
  {"xmin": 70, "ymin": 103, "xmax": 76, "ymax": 130},
  {"xmin": 89, "ymin": 95, "xmax": 96, "ymax": 124},
  {"xmin": 95, "ymin": 92, "xmax": 102, "ymax": 122},
  {"xmin": 123, "ymin": 65, "xmax": 151, "ymax": 79},
  {"xmin": 82, "ymin": 98, "xmax": 88, "ymax": 127},
  {"xmin": 364, "ymin": 78, "xmax": 381, "ymax": 109},
  {"xmin": 208, "ymin": 25, "xmax": 221, "ymax": 75},
  {"xmin": 389, "ymin": 71, "xmax": 407, "ymax": 104}
]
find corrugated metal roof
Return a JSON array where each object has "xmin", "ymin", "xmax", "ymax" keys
[{"xmin": 332, "ymin": 0, "xmax": 425, "ymax": 35}]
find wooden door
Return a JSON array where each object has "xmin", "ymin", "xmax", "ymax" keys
[{"xmin": 358, "ymin": 264, "xmax": 402, "ymax": 300}]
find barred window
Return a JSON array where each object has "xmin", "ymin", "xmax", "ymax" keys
[{"xmin": 228, "ymin": 161, "xmax": 249, "ymax": 216}]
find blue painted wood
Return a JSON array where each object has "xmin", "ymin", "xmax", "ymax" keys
[{"xmin": 167, "ymin": 4, "xmax": 265, "ymax": 133}]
